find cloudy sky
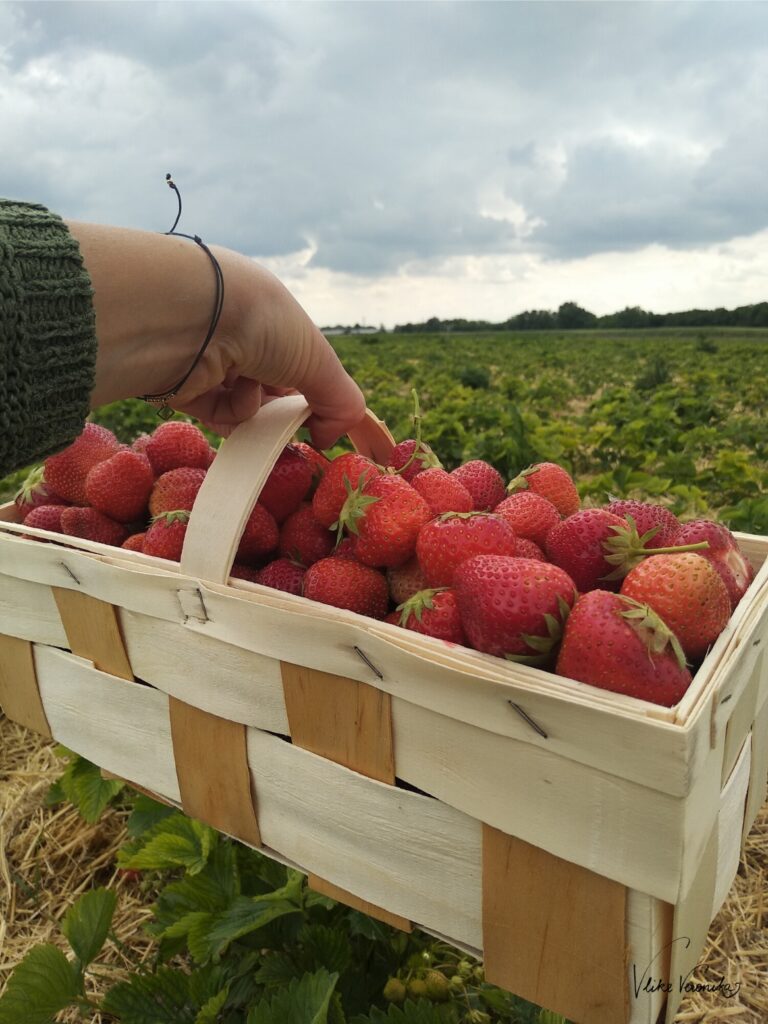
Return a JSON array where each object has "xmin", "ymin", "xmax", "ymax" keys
[{"xmin": 2, "ymin": 0, "xmax": 767, "ymax": 327}]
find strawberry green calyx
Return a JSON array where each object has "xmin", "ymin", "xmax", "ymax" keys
[
  {"xmin": 396, "ymin": 587, "xmax": 447, "ymax": 626},
  {"xmin": 618, "ymin": 595, "xmax": 688, "ymax": 669},
  {"xmin": 15, "ymin": 463, "xmax": 45, "ymax": 503},
  {"xmin": 506, "ymin": 465, "xmax": 536, "ymax": 494},
  {"xmin": 394, "ymin": 389, "xmax": 442, "ymax": 478},
  {"xmin": 601, "ymin": 515, "xmax": 710, "ymax": 580},
  {"xmin": 437, "ymin": 510, "xmax": 494, "ymax": 522},
  {"xmin": 150, "ymin": 509, "xmax": 191, "ymax": 525},
  {"xmin": 332, "ymin": 473, "xmax": 379, "ymax": 541},
  {"xmin": 507, "ymin": 593, "xmax": 573, "ymax": 664}
]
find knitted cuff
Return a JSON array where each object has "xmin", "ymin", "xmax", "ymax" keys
[{"xmin": 0, "ymin": 200, "xmax": 97, "ymax": 478}]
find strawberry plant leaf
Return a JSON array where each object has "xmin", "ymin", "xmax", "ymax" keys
[
  {"xmin": 350, "ymin": 998, "xmax": 455, "ymax": 1023},
  {"xmin": 186, "ymin": 893, "xmax": 303, "ymax": 963},
  {"xmin": 194, "ymin": 986, "xmax": 230, "ymax": 1024},
  {"xmin": 126, "ymin": 793, "xmax": 177, "ymax": 838},
  {"xmin": 246, "ymin": 967, "xmax": 340, "ymax": 1024},
  {"xmin": 48, "ymin": 753, "xmax": 124, "ymax": 822},
  {"xmin": 299, "ymin": 922, "xmax": 353, "ymax": 975},
  {"xmin": 61, "ymin": 887, "xmax": 117, "ymax": 971},
  {"xmin": 253, "ymin": 950, "xmax": 303, "ymax": 987},
  {"xmin": 103, "ymin": 966, "xmax": 196, "ymax": 1023},
  {"xmin": 0, "ymin": 945, "xmax": 82, "ymax": 1024},
  {"xmin": 118, "ymin": 812, "xmax": 215, "ymax": 875}
]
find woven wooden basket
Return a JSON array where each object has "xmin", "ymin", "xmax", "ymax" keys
[{"xmin": 0, "ymin": 395, "xmax": 766, "ymax": 1024}]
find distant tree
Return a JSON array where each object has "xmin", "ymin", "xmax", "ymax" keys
[{"xmin": 556, "ymin": 301, "xmax": 597, "ymax": 329}]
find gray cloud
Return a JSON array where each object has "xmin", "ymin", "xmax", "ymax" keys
[{"xmin": 1, "ymin": 1, "xmax": 767, "ymax": 275}]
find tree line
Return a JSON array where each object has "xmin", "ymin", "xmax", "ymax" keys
[{"xmin": 393, "ymin": 300, "xmax": 768, "ymax": 333}]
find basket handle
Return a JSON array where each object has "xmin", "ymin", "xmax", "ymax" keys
[{"xmin": 180, "ymin": 396, "xmax": 396, "ymax": 584}]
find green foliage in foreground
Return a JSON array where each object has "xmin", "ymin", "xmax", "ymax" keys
[{"xmin": 0, "ymin": 755, "xmax": 569, "ymax": 1024}]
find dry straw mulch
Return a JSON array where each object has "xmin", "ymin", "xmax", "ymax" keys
[{"xmin": 1, "ymin": 712, "xmax": 766, "ymax": 1024}]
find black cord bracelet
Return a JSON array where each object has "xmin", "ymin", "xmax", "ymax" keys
[{"xmin": 140, "ymin": 174, "xmax": 225, "ymax": 418}]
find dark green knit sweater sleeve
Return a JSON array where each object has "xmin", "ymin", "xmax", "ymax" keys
[{"xmin": 0, "ymin": 199, "xmax": 97, "ymax": 478}]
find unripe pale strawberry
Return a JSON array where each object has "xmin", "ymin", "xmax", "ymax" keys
[{"xmin": 621, "ymin": 552, "xmax": 731, "ymax": 662}]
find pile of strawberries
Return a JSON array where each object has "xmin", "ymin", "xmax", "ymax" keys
[{"xmin": 14, "ymin": 415, "xmax": 756, "ymax": 708}]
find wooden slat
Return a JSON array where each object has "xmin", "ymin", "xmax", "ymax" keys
[
  {"xmin": 53, "ymin": 587, "xmax": 134, "ymax": 680},
  {"xmin": 743, "ymin": 691, "xmax": 768, "ymax": 841},
  {"xmin": 168, "ymin": 697, "xmax": 261, "ymax": 847},
  {"xmin": 100, "ymin": 769, "xmax": 177, "ymax": 808},
  {"xmin": 0, "ymin": 634, "xmax": 51, "ymax": 737},
  {"xmin": 308, "ymin": 873, "xmax": 413, "ymax": 932},
  {"xmin": 281, "ymin": 663, "xmax": 395, "ymax": 784},
  {"xmin": 482, "ymin": 825, "xmax": 629, "ymax": 1024}
]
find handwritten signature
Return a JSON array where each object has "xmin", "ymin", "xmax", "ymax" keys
[{"xmin": 632, "ymin": 936, "xmax": 741, "ymax": 999}]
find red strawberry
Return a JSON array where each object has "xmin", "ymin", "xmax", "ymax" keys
[
  {"xmin": 292, "ymin": 441, "xmax": 330, "ymax": 489},
  {"xmin": 397, "ymin": 588, "xmax": 465, "ymax": 644},
  {"xmin": 311, "ymin": 452, "xmax": 380, "ymax": 528},
  {"xmin": 674, "ymin": 520, "xmax": 754, "ymax": 609},
  {"xmin": 507, "ymin": 462, "xmax": 579, "ymax": 517},
  {"xmin": 143, "ymin": 511, "xmax": 190, "ymax": 561},
  {"xmin": 545, "ymin": 509, "xmax": 627, "ymax": 591},
  {"xmin": 556, "ymin": 590, "xmax": 692, "ymax": 706},
  {"xmin": 149, "ymin": 467, "xmax": 207, "ymax": 518},
  {"xmin": 229, "ymin": 563, "xmax": 261, "ymax": 584},
  {"xmin": 122, "ymin": 532, "xmax": 146, "ymax": 553},
  {"xmin": 331, "ymin": 537, "xmax": 358, "ymax": 560},
  {"xmin": 259, "ymin": 444, "xmax": 314, "ymax": 524},
  {"xmin": 85, "ymin": 449, "xmax": 155, "ymax": 523},
  {"xmin": 23, "ymin": 504, "xmax": 66, "ymax": 533},
  {"xmin": 387, "ymin": 556, "xmax": 430, "ymax": 605},
  {"xmin": 60, "ymin": 506, "xmax": 128, "ymax": 547},
  {"xmin": 454, "ymin": 555, "xmax": 577, "ymax": 659},
  {"xmin": 254, "ymin": 557, "xmax": 306, "ymax": 595},
  {"xmin": 388, "ymin": 439, "xmax": 442, "ymax": 482},
  {"xmin": 411, "ymin": 468, "xmax": 473, "ymax": 516},
  {"xmin": 303, "ymin": 557, "xmax": 389, "ymax": 618},
  {"xmin": 514, "ymin": 537, "xmax": 547, "ymax": 562},
  {"xmin": 44, "ymin": 423, "xmax": 121, "ymax": 504},
  {"xmin": 338, "ymin": 474, "xmax": 432, "ymax": 568},
  {"xmin": 14, "ymin": 465, "xmax": 68, "ymax": 518},
  {"xmin": 621, "ymin": 553, "xmax": 732, "ymax": 662},
  {"xmin": 144, "ymin": 421, "xmax": 212, "ymax": 474},
  {"xmin": 494, "ymin": 491, "xmax": 561, "ymax": 548},
  {"xmin": 605, "ymin": 500, "xmax": 680, "ymax": 547},
  {"xmin": 235, "ymin": 503, "xmax": 279, "ymax": 565},
  {"xmin": 449, "ymin": 460, "xmax": 506, "ymax": 511},
  {"xmin": 416, "ymin": 512, "xmax": 517, "ymax": 588},
  {"xmin": 131, "ymin": 433, "xmax": 152, "ymax": 455},
  {"xmin": 384, "ymin": 610, "xmax": 402, "ymax": 626},
  {"xmin": 278, "ymin": 504, "xmax": 334, "ymax": 566}
]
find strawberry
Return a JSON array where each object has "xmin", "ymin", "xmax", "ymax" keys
[
  {"xmin": 545, "ymin": 509, "xmax": 627, "ymax": 591},
  {"xmin": 605, "ymin": 500, "xmax": 680, "ymax": 547},
  {"xmin": 416, "ymin": 512, "xmax": 517, "ymax": 587},
  {"xmin": 14, "ymin": 465, "xmax": 68, "ymax": 518},
  {"xmin": 278, "ymin": 504, "xmax": 334, "ymax": 566},
  {"xmin": 254, "ymin": 557, "xmax": 306, "ymax": 595},
  {"xmin": 23, "ymin": 504, "xmax": 66, "ymax": 533},
  {"xmin": 494, "ymin": 491, "xmax": 561, "ymax": 547},
  {"xmin": 144, "ymin": 420, "xmax": 212, "ymax": 474},
  {"xmin": 131, "ymin": 433, "xmax": 152, "ymax": 455},
  {"xmin": 235, "ymin": 503, "xmax": 279, "ymax": 565},
  {"xmin": 229, "ymin": 563, "xmax": 261, "ymax": 583},
  {"xmin": 411, "ymin": 468, "xmax": 474, "ymax": 515},
  {"xmin": 621, "ymin": 553, "xmax": 732, "ymax": 662},
  {"xmin": 397, "ymin": 588, "xmax": 465, "ymax": 645},
  {"xmin": 388, "ymin": 439, "xmax": 442, "ymax": 482},
  {"xmin": 122, "ymin": 532, "xmax": 146, "ymax": 553},
  {"xmin": 454, "ymin": 555, "xmax": 576, "ymax": 659},
  {"xmin": 259, "ymin": 444, "xmax": 314, "ymax": 523},
  {"xmin": 331, "ymin": 537, "xmax": 358, "ymax": 560},
  {"xmin": 556, "ymin": 591, "xmax": 692, "ymax": 706},
  {"xmin": 60, "ymin": 506, "xmax": 128, "ymax": 547},
  {"xmin": 311, "ymin": 452, "xmax": 380, "ymax": 528},
  {"xmin": 85, "ymin": 449, "xmax": 155, "ymax": 523},
  {"xmin": 44, "ymin": 423, "xmax": 121, "ymax": 504},
  {"xmin": 449, "ymin": 460, "xmax": 506, "ymax": 511},
  {"xmin": 384, "ymin": 610, "xmax": 402, "ymax": 626},
  {"xmin": 507, "ymin": 462, "xmax": 579, "ymax": 517},
  {"xmin": 149, "ymin": 467, "xmax": 207, "ymax": 518},
  {"xmin": 338, "ymin": 474, "xmax": 432, "ymax": 568},
  {"xmin": 303, "ymin": 557, "xmax": 389, "ymax": 618},
  {"xmin": 143, "ymin": 510, "xmax": 190, "ymax": 561},
  {"xmin": 387, "ymin": 556, "xmax": 430, "ymax": 604},
  {"xmin": 292, "ymin": 441, "xmax": 330, "ymax": 488},
  {"xmin": 674, "ymin": 520, "xmax": 754, "ymax": 609},
  {"xmin": 514, "ymin": 537, "xmax": 547, "ymax": 562}
]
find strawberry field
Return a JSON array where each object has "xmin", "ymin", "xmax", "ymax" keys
[{"xmin": 1, "ymin": 326, "xmax": 767, "ymax": 1024}]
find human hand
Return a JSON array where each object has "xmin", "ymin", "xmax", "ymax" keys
[{"xmin": 69, "ymin": 223, "xmax": 366, "ymax": 449}]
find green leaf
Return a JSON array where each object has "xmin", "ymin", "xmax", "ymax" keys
[
  {"xmin": 103, "ymin": 966, "xmax": 195, "ymax": 1024},
  {"xmin": 300, "ymin": 923, "xmax": 353, "ymax": 975},
  {"xmin": 247, "ymin": 968, "xmax": 339, "ymax": 1024},
  {"xmin": 118, "ymin": 813, "xmax": 215, "ymax": 875},
  {"xmin": 54, "ymin": 755, "xmax": 124, "ymax": 823},
  {"xmin": 253, "ymin": 950, "xmax": 303, "ymax": 987},
  {"xmin": 187, "ymin": 893, "xmax": 303, "ymax": 963},
  {"xmin": 350, "ymin": 998, "xmax": 452, "ymax": 1024},
  {"xmin": 194, "ymin": 986, "xmax": 230, "ymax": 1024},
  {"xmin": 126, "ymin": 793, "xmax": 177, "ymax": 838},
  {"xmin": 0, "ymin": 944, "xmax": 81, "ymax": 1024},
  {"xmin": 61, "ymin": 887, "xmax": 117, "ymax": 971}
]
